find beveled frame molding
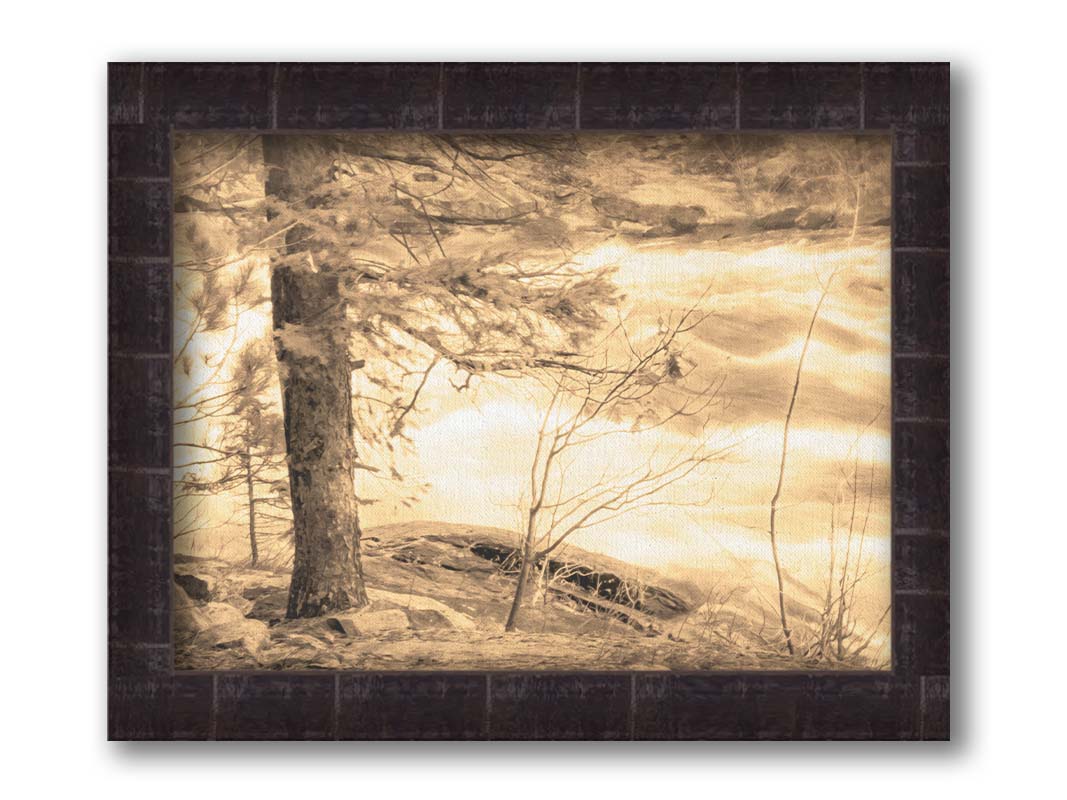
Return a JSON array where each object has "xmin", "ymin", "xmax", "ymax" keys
[{"xmin": 108, "ymin": 62, "xmax": 949, "ymax": 740}]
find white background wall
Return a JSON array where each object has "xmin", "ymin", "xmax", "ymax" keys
[{"xmin": 1, "ymin": 1, "xmax": 1061, "ymax": 795}]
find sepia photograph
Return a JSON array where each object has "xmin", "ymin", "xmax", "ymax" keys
[
  {"xmin": 7, "ymin": 0, "xmax": 1061, "ymax": 780},
  {"xmin": 172, "ymin": 131, "xmax": 892, "ymax": 672}
]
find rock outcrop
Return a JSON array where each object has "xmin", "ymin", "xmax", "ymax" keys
[{"xmin": 326, "ymin": 609, "xmax": 411, "ymax": 637}]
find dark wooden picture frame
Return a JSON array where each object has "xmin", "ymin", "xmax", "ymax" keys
[{"xmin": 108, "ymin": 62, "xmax": 949, "ymax": 740}]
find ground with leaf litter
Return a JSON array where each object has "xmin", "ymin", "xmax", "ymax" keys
[{"xmin": 174, "ymin": 522, "xmax": 867, "ymax": 671}]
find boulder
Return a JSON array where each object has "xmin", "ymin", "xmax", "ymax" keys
[
  {"xmin": 173, "ymin": 584, "xmax": 271, "ymax": 658},
  {"xmin": 242, "ymin": 584, "xmax": 281, "ymax": 600},
  {"xmin": 327, "ymin": 609, "xmax": 411, "ymax": 637},
  {"xmin": 173, "ymin": 582, "xmax": 208, "ymax": 642},
  {"xmin": 269, "ymin": 631, "xmax": 331, "ymax": 651},
  {"xmin": 204, "ymin": 571, "xmax": 288, "ymax": 616},
  {"xmin": 245, "ymin": 587, "xmax": 289, "ymax": 625},
  {"xmin": 663, "ymin": 205, "xmax": 706, "ymax": 232},
  {"xmin": 405, "ymin": 608, "xmax": 452, "ymax": 629},
  {"xmin": 366, "ymin": 588, "xmax": 477, "ymax": 631},
  {"xmin": 175, "ymin": 597, "xmax": 248, "ymax": 637},
  {"xmin": 592, "ymin": 195, "xmax": 643, "ymax": 223},
  {"xmin": 173, "ymin": 580, "xmax": 196, "ymax": 609},
  {"xmin": 592, "ymin": 195, "xmax": 705, "ymax": 234},
  {"xmin": 174, "ymin": 572, "xmax": 213, "ymax": 602},
  {"xmin": 753, "ymin": 206, "xmax": 802, "ymax": 231},
  {"xmin": 225, "ymin": 595, "xmax": 255, "ymax": 615},
  {"xmin": 261, "ymin": 632, "xmax": 342, "ymax": 669},
  {"xmin": 200, "ymin": 602, "xmax": 249, "ymax": 628},
  {"xmin": 214, "ymin": 568, "xmax": 288, "ymax": 599},
  {"xmin": 796, "ymin": 207, "xmax": 837, "ymax": 230},
  {"xmin": 197, "ymin": 618, "xmax": 270, "ymax": 653}
]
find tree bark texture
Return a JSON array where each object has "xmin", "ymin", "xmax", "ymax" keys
[
  {"xmin": 262, "ymin": 135, "xmax": 370, "ymax": 617},
  {"xmin": 504, "ymin": 533, "xmax": 537, "ymax": 631}
]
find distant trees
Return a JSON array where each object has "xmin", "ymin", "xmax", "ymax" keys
[
  {"xmin": 175, "ymin": 343, "xmax": 291, "ymax": 566},
  {"xmin": 503, "ymin": 305, "xmax": 735, "ymax": 631},
  {"xmin": 171, "ymin": 262, "xmax": 286, "ymax": 561},
  {"xmin": 688, "ymin": 134, "xmax": 890, "ymax": 229},
  {"xmin": 172, "ymin": 135, "xmax": 291, "ymax": 564}
]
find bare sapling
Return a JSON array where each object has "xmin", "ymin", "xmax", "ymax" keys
[
  {"xmin": 504, "ymin": 302, "xmax": 735, "ymax": 631},
  {"xmin": 765, "ymin": 139, "xmax": 870, "ymax": 656}
]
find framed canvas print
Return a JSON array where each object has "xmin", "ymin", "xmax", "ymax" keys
[{"xmin": 108, "ymin": 62, "xmax": 949, "ymax": 740}]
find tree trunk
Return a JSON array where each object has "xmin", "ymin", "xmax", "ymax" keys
[
  {"xmin": 243, "ymin": 452, "xmax": 259, "ymax": 566},
  {"xmin": 767, "ymin": 288, "xmax": 830, "ymax": 658},
  {"xmin": 505, "ymin": 502, "xmax": 543, "ymax": 632},
  {"xmin": 262, "ymin": 135, "xmax": 370, "ymax": 617},
  {"xmin": 504, "ymin": 547, "xmax": 535, "ymax": 632}
]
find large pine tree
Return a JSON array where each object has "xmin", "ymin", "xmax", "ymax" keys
[
  {"xmin": 259, "ymin": 134, "xmax": 619, "ymax": 617},
  {"xmin": 262, "ymin": 136, "xmax": 370, "ymax": 615}
]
